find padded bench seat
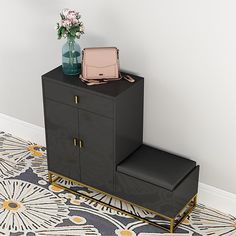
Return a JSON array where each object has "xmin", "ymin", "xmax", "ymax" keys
[
  {"xmin": 115, "ymin": 144, "xmax": 199, "ymax": 218},
  {"xmin": 117, "ymin": 145, "xmax": 196, "ymax": 191}
]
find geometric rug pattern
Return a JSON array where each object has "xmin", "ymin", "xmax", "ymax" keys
[{"xmin": 0, "ymin": 131, "xmax": 235, "ymax": 236}]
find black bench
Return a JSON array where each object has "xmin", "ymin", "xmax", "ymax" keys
[{"xmin": 115, "ymin": 144, "xmax": 199, "ymax": 232}]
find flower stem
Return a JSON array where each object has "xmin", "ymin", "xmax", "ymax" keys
[{"xmin": 69, "ymin": 40, "xmax": 73, "ymax": 66}]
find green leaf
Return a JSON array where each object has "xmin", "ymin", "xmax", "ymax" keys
[
  {"xmin": 60, "ymin": 13, "xmax": 65, "ymax": 20},
  {"xmin": 61, "ymin": 27, "xmax": 65, "ymax": 35},
  {"xmin": 57, "ymin": 26, "xmax": 66, "ymax": 39},
  {"xmin": 69, "ymin": 26, "xmax": 79, "ymax": 37}
]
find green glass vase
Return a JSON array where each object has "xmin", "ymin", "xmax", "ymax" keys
[{"xmin": 62, "ymin": 37, "xmax": 81, "ymax": 75}]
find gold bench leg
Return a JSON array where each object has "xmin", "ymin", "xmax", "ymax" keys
[
  {"xmin": 170, "ymin": 219, "xmax": 175, "ymax": 233},
  {"xmin": 48, "ymin": 172, "xmax": 53, "ymax": 183}
]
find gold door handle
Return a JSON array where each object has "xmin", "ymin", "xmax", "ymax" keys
[
  {"xmin": 73, "ymin": 138, "xmax": 83, "ymax": 148},
  {"xmin": 73, "ymin": 138, "xmax": 78, "ymax": 146},
  {"xmin": 74, "ymin": 95, "xmax": 79, "ymax": 104},
  {"xmin": 79, "ymin": 140, "xmax": 84, "ymax": 149}
]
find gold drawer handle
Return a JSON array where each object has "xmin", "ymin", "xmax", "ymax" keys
[{"xmin": 74, "ymin": 95, "xmax": 79, "ymax": 104}]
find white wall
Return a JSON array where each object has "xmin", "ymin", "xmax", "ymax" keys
[{"xmin": 0, "ymin": 0, "xmax": 236, "ymax": 195}]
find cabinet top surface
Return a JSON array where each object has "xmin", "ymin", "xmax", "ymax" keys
[{"xmin": 42, "ymin": 66, "xmax": 144, "ymax": 98}]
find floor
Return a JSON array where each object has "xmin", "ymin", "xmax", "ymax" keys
[{"xmin": 0, "ymin": 131, "xmax": 235, "ymax": 236}]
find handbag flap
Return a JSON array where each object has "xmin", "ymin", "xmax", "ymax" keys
[{"xmin": 83, "ymin": 47, "xmax": 118, "ymax": 67}]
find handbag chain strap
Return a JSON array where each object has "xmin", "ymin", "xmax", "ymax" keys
[{"xmin": 79, "ymin": 73, "xmax": 135, "ymax": 86}]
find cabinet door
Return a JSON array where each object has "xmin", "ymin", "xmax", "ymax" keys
[
  {"xmin": 44, "ymin": 99, "xmax": 80, "ymax": 181},
  {"xmin": 79, "ymin": 110, "xmax": 114, "ymax": 193}
]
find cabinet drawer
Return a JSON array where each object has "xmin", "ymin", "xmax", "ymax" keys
[{"xmin": 43, "ymin": 80, "xmax": 114, "ymax": 118}]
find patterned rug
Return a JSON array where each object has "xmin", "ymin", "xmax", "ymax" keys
[{"xmin": 0, "ymin": 131, "xmax": 235, "ymax": 236}]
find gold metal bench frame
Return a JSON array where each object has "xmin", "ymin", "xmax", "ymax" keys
[{"xmin": 48, "ymin": 171, "xmax": 197, "ymax": 233}]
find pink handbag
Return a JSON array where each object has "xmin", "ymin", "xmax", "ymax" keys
[{"xmin": 80, "ymin": 47, "xmax": 135, "ymax": 85}]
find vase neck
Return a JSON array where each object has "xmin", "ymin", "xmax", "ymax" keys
[{"xmin": 67, "ymin": 37, "xmax": 76, "ymax": 42}]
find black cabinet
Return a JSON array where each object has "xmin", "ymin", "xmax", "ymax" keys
[
  {"xmin": 42, "ymin": 66, "xmax": 199, "ymax": 231},
  {"xmin": 42, "ymin": 66, "xmax": 144, "ymax": 194}
]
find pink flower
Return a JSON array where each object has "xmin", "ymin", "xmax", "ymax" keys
[
  {"xmin": 71, "ymin": 18, "xmax": 79, "ymax": 25},
  {"xmin": 61, "ymin": 19, "xmax": 72, "ymax": 28},
  {"xmin": 61, "ymin": 8, "xmax": 70, "ymax": 18},
  {"xmin": 67, "ymin": 10, "xmax": 77, "ymax": 20}
]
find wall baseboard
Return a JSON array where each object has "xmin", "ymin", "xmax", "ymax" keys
[
  {"xmin": 0, "ymin": 112, "xmax": 46, "ymax": 146},
  {"xmin": 0, "ymin": 112, "xmax": 235, "ymax": 216},
  {"xmin": 198, "ymin": 182, "xmax": 236, "ymax": 216}
]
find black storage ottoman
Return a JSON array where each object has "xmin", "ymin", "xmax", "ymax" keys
[{"xmin": 115, "ymin": 144, "xmax": 199, "ymax": 232}]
